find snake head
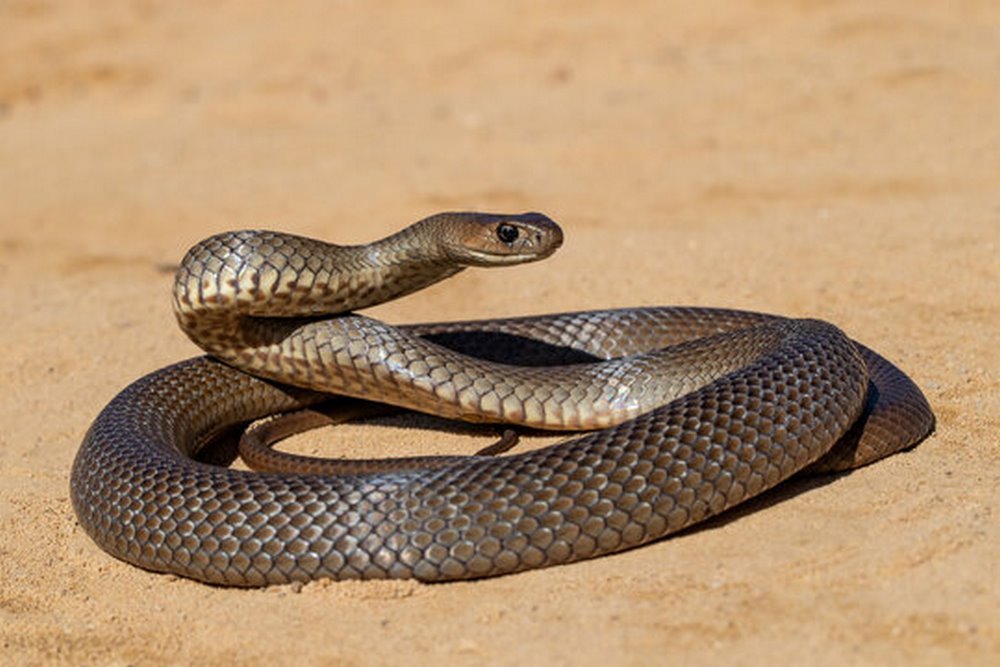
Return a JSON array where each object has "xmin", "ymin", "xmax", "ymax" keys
[{"xmin": 436, "ymin": 212, "xmax": 564, "ymax": 266}]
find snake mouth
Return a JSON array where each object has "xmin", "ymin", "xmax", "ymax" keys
[{"xmin": 458, "ymin": 243, "xmax": 561, "ymax": 265}]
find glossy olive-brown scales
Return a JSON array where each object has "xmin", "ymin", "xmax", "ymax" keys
[{"xmin": 70, "ymin": 213, "xmax": 934, "ymax": 585}]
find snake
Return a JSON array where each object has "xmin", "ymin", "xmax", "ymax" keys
[{"xmin": 70, "ymin": 212, "xmax": 935, "ymax": 586}]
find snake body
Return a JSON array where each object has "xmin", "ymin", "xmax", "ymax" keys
[{"xmin": 70, "ymin": 213, "xmax": 934, "ymax": 585}]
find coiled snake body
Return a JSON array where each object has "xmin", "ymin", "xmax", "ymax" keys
[{"xmin": 70, "ymin": 212, "xmax": 934, "ymax": 585}]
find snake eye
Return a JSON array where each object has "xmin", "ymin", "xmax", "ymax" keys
[{"xmin": 496, "ymin": 223, "xmax": 520, "ymax": 244}]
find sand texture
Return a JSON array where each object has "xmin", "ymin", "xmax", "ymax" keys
[{"xmin": 1, "ymin": 1, "xmax": 997, "ymax": 665}]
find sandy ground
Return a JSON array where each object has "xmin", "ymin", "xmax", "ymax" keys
[{"xmin": 1, "ymin": 1, "xmax": 997, "ymax": 665}]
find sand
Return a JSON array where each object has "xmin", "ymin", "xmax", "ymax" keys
[{"xmin": 1, "ymin": 1, "xmax": 997, "ymax": 665}]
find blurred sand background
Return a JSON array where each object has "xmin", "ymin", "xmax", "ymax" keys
[{"xmin": 1, "ymin": 1, "xmax": 997, "ymax": 665}]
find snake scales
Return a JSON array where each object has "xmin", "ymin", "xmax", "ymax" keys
[{"xmin": 70, "ymin": 212, "xmax": 935, "ymax": 586}]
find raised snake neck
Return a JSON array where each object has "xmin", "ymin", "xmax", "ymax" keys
[{"xmin": 70, "ymin": 212, "xmax": 935, "ymax": 585}]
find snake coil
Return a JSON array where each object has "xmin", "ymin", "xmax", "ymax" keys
[{"xmin": 71, "ymin": 212, "xmax": 934, "ymax": 585}]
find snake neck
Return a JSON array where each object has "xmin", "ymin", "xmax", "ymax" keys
[{"xmin": 171, "ymin": 226, "xmax": 463, "ymax": 353}]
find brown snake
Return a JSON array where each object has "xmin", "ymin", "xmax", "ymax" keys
[{"xmin": 70, "ymin": 212, "xmax": 935, "ymax": 586}]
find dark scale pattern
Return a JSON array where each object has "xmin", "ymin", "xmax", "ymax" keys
[{"xmin": 71, "ymin": 224, "xmax": 934, "ymax": 585}]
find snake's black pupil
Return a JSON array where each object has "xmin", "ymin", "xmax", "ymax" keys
[{"xmin": 497, "ymin": 224, "xmax": 519, "ymax": 244}]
